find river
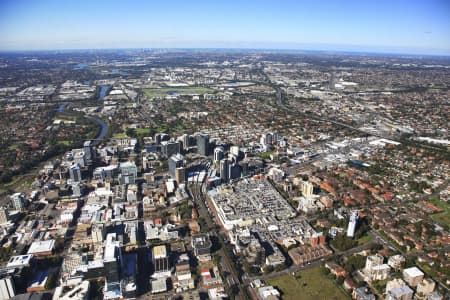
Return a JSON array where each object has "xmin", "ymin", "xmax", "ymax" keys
[
  {"xmin": 98, "ymin": 85, "xmax": 109, "ymax": 100},
  {"xmin": 86, "ymin": 116, "xmax": 108, "ymax": 145},
  {"xmin": 56, "ymin": 103, "xmax": 108, "ymax": 145}
]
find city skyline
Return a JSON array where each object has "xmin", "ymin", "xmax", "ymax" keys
[{"xmin": 1, "ymin": 0, "xmax": 450, "ymax": 55}]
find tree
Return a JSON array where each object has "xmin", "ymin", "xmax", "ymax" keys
[
  {"xmin": 126, "ymin": 128, "xmax": 137, "ymax": 138},
  {"xmin": 263, "ymin": 265, "xmax": 274, "ymax": 274},
  {"xmin": 320, "ymin": 266, "xmax": 330, "ymax": 276}
]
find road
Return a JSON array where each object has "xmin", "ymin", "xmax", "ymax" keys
[{"xmin": 188, "ymin": 160, "xmax": 247, "ymax": 300}]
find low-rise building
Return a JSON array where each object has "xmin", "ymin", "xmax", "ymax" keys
[
  {"xmin": 192, "ymin": 234, "xmax": 212, "ymax": 261},
  {"xmin": 151, "ymin": 278, "xmax": 167, "ymax": 294},
  {"xmin": 27, "ymin": 240, "xmax": 55, "ymax": 257},
  {"xmin": 352, "ymin": 287, "xmax": 376, "ymax": 300}
]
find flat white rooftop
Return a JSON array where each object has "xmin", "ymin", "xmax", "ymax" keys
[
  {"xmin": 403, "ymin": 266, "xmax": 424, "ymax": 277},
  {"xmin": 7, "ymin": 254, "xmax": 33, "ymax": 268},
  {"xmin": 27, "ymin": 239, "xmax": 55, "ymax": 254}
]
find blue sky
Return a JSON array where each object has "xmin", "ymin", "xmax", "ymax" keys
[{"xmin": 0, "ymin": 0, "xmax": 449, "ymax": 54}]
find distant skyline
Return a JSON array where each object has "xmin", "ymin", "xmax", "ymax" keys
[{"xmin": 1, "ymin": 0, "xmax": 449, "ymax": 55}]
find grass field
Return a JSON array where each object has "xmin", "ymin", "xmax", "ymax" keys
[
  {"xmin": 428, "ymin": 199, "xmax": 450, "ymax": 228},
  {"xmin": 135, "ymin": 128, "xmax": 153, "ymax": 135},
  {"xmin": 0, "ymin": 171, "xmax": 37, "ymax": 193},
  {"xmin": 357, "ymin": 233, "xmax": 372, "ymax": 245},
  {"xmin": 268, "ymin": 267, "xmax": 350, "ymax": 300},
  {"xmin": 143, "ymin": 86, "xmax": 214, "ymax": 99},
  {"xmin": 113, "ymin": 133, "xmax": 128, "ymax": 138}
]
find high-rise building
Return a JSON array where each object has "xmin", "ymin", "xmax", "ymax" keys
[
  {"xmin": 228, "ymin": 162, "xmax": 241, "ymax": 181},
  {"xmin": 154, "ymin": 133, "xmax": 162, "ymax": 145},
  {"xmin": 175, "ymin": 167, "xmax": 186, "ymax": 184},
  {"xmin": 347, "ymin": 210, "xmax": 359, "ymax": 238},
  {"xmin": 73, "ymin": 149, "xmax": 86, "ymax": 168},
  {"xmin": 219, "ymin": 159, "xmax": 229, "ymax": 183},
  {"xmin": 69, "ymin": 163, "xmax": 82, "ymax": 183},
  {"xmin": 83, "ymin": 140, "xmax": 94, "ymax": 162},
  {"xmin": 0, "ymin": 207, "xmax": 8, "ymax": 224},
  {"xmin": 169, "ymin": 154, "xmax": 184, "ymax": 178},
  {"xmin": 229, "ymin": 145, "xmax": 240, "ymax": 158},
  {"xmin": 271, "ymin": 132, "xmax": 280, "ymax": 143},
  {"xmin": 213, "ymin": 147, "xmax": 224, "ymax": 163},
  {"xmin": 196, "ymin": 134, "xmax": 209, "ymax": 156},
  {"xmin": 0, "ymin": 277, "xmax": 16, "ymax": 300},
  {"xmin": 181, "ymin": 134, "xmax": 190, "ymax": 151},
  {"xmin": 10, "ymin": 192, "xmax": 26, "ymax": 211},
  {"xmin": 161, "ymin": 141, "xmax": 181, "ymax": 158},
  {"xmin": 103, "ymin": 233, "xmax": 122, "ymax": 283},
  {"xmin": 160, "ymin": 133, "xmax": 170, "ymax": 142},
  {"xmin": 119, "ymin": 161, "xmax": 138, "ymax": 184},
  {"xmin": 301, "ymin": 181, "xmax": 314, "ymax": 197},
  {"xmin": 239, "ymin": 160, "xmax": 249, "ymax": 177}
]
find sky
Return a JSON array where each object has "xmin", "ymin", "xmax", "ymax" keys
[{"xmin": 0, "ymin": 0, "xmax": 449, "ymax": 55}]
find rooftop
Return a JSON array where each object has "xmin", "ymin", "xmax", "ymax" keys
[
  {"xmin": 27, "ymin": 240, "xmax": 55, "ymax": 254},
  {"xmin": 403, "ymin": 266, "xmax": 424, "ymax": 277},
  {"xmin": 7, "ymin": 254, "xmax": 33, "ymax": 268}
]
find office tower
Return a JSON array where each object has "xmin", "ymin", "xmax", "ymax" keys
[
  {"xmin": 161, "ymin": 141, "xmax": 181, "ymax": 158},
  {"xmin": 69, "ymin": 163, "xmax": 82, "ymax": 183},
  {"xmin": 169, "ymin": 153, "xmax": 184, "ymax": 178},
  {"xmin": 228, "ymin": 162, "xmax": 241, "ymax": 180},
  {"xmin": 119, "ymin": 161, "xmax": 138, "ymax": 184},
  {"xmin": 103, "ymin": 233, "xmax": 122, "ymax": 283},
  {"xmin": 271, "ymin": 132, "xmax": 280, "ymax": 143},
  {"xmin": 196, "ymin": 134, "xmax": 209, "ymax": 156},
  {"xmin": 239, "ymin": 160, "xmax": 249, "ymax": 177},
  {"xmin": 73, "ymin": 149, "xmax": 86, "ymax": 168},
  {"xmin": 154, "ymin": 133, "xmax": 162, "ymax": 145},
  {"xmin": 220, "ymin": 159, "xmax": 229, "ymax": 183},
  {"xmin": 213, "ymin": 147, "xmax": 224, "ymax": 163},
  {"xmin": 230, "ymin": 145, "xmax": 240, "ymax": 158},
  {"xmin": 160, "ymin": 133, "xmax": 170, "ymax": 142},
  {"xmin": 83, "ymin": 140, "xmax": 94, "ymax": 162},
  {"xmin": 181, "ymin": 134, "xmax": 190, "ymax": 151}
]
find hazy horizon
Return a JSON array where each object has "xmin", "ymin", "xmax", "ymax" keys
[{"xmin": 1, "ymin": 0, "xmax": 449, "ymax": 55}]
